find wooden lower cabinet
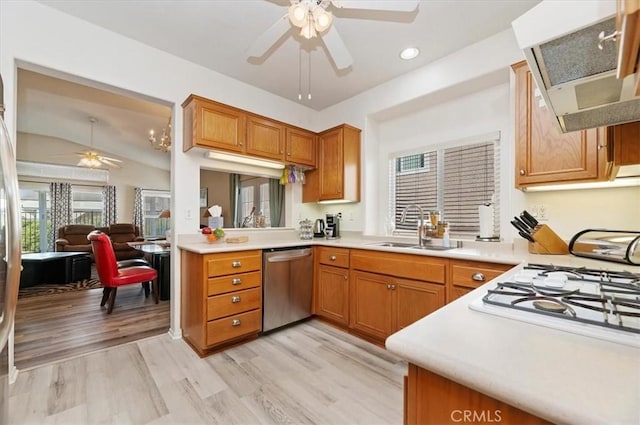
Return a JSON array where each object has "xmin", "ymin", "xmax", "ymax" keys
[
  {"xmin": 350, "ymin": 270, "xmax": 395, "ymax": 340},
  {"xmin": 316, "ymin": 264, "xmax": 350, "ymax": 326},
  {"xmin": 349, "ymin": 270, "xmax": 445, "ymax": 342},
  {"xmin": 447, "ymin": 260, "xmax": 513, "ymax": 303},
  {"xmin": 405, "ymin": 364, "xmax": 549, "ymax": 425},
  {"xmin": 181, "ymin": 249, "xmax": 262, "ymax": 356}
]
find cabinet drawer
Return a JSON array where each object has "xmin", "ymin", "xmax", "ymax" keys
[
  {"xmin": 451, "ymin": 262, "xmax": 512, "ymax": 290},
  {"xmin": 207, "ymin": 287, "xmax": 261, "ymax": 320},
  {"xmin": 206, "ymin": 250, "xmax": 262, "ymax": 277},
  {"xmin": 351, "ymin": 249, "xmax": 447, "ymax": 284},
  {"xmin": 206, "ymin": 309, "xmax": 262, "ymax": 346},
  {"xmin": 208, "ymin": 271, "xmax": 261, "ymax": 296},
  {"xmin": 317, "ymin": 246, "xmax": 350, "ymax": 268}
]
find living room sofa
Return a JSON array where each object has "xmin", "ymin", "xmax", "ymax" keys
[{"xmin": 55, "ymin": 223, "xmax": 145, "ymax": 261}]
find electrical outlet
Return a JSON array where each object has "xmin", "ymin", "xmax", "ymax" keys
[
  {"xmin": 185, "ymin": 209, "xmax": 192, "ymax": 220},
  {"xmin": 538, "ymin": 204, "xmax": 549, "ymax": 221},
  {"xmin": 337, "ymin": 212, "xmax": 342, "ymax": 219},
  {"xmin": 529, "ymin": 205, "xmax": 539, "ymax": 218}
]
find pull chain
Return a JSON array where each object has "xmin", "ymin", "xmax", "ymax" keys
[
  {"xmin": 298, "ymin": 47, "xmax": 302, "ymax": 100},
  {"xmin": 307, "ymin": 50, "xmax": 312, "ymax": 100}
]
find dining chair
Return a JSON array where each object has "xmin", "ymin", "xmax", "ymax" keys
[{"xmin": 88, "ymin": 230, "xmax": 158, "ymax": 314}]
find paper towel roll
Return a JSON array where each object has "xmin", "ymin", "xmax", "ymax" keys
[{"xmin": 478, "ymin": 203, "xmax": 494, "ymax": 238}]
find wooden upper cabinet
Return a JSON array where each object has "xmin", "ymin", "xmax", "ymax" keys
[
  {"xmin": 611, "ymin": 121, "xmax": 640, "ymax": 165},
  {"xmin": 616, "ymin": 0, "xmax": 640, "ymax": 95},
  {"xmin": 182, "ymin": 95, "xmax": 246, "ymax": 153},
  {"xmin": 304, "ymin": 124, "xmax": 361, "ymax": 202},
  {"xmin": 182, "ymin": 94, "xmax": 319, "ymax": 168},
  {"xmin": 285, "ymin": 127, "xmax": 316, "ymax": 167},
  {"xmin": 245, "ymin": 114, "xmax": 285, "ymax": 161},
  {"xmin": 512, "ymin": 61, "xmax": 611, "ymax": 188}
]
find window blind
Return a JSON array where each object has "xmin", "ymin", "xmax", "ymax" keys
[
  {"xmin": 389, "ymin": 133, "xmax": 500, "ymax": 236},
  {"xmin": 394, "ymin": 151, "xmax": 438, "ymax": 231},
  {"xmin": 443, "ymin": 142, "xmax": 495, "ymax": 234}
]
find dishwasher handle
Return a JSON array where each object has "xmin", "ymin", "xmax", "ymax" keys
[{"xmin": 266, "ymin": 248, "xmax": 312, "ymax": 263}]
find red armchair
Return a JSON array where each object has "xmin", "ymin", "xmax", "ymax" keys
[{"xmin": 88, "ymin": 230, "xmax": 158, "ymax": 314}]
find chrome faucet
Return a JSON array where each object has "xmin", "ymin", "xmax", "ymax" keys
[{"xmin": 400, "ymin": 204, "xmax": 428, "ymax": 247}]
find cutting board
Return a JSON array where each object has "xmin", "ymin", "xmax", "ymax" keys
[{"xmin": 226, "ymin": 236, "xmax": 249, "ymax": 244}]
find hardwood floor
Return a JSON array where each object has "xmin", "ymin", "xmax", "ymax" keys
[
  {"xmin": 9, "ymin": 320, "xmax": 406, "ymax": 425},
  {"xmin": 14, "ymin": 285, "xmax": 170, "ymax": 370}
]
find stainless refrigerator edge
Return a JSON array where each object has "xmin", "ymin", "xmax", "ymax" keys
[{"xmin": 0, "ymin": 73, "xmax": 23, "ymax": 422}]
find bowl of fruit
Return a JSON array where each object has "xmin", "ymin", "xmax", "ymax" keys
[{"xmin": 202, "ymin": 227, "xmax": 225, "ymax": 243}]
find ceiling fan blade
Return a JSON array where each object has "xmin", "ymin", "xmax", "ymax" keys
[
  {"xmin": 98, "ymin": 156, "xmax": 122, "ymax": 163},
  {"xmin": 99, "ymin": 158, "xmax": 121, "ymax": 168},
  {"xmin": 321, "ymin": 25, "xmax": 353, "ymax": 70},
  {"xmin": 331, "ymin": 1, "xmax": 419, "ymax": 12},
  {"xmin": 246, "ymin": 13, "xmax": 291, "ymax": 58}
]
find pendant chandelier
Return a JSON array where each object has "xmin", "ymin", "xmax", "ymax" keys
[{"xmin": 148, "ymin": 116, "xmax": 171, "ymax": 152}]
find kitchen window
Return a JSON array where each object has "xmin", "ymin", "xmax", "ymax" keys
[{"xmin": 389, "ymin": 133, "xmax": 500, "ymax": 237}]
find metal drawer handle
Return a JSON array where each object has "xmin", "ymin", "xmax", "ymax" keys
[
  {"xmin": 330, "ymin": 255, "xmax": 336, "ymax": 261},
  {"xmin": 231, "ymin": 295, "xmax": 241, "ymax": 303},
  {"xmin": 472, "ymin": 272, "xmax": 486, "ymax": 282},
  {"xmin": 232, "ymin": 278, "xmax": 242, "ymax": 285},
  {"xmin": 232, "ymin": 261, "xmax": 242, "ymax": 268},
  {"xmin": 232, "ymin": 319, "xmax": 241, "ymax": 326}
]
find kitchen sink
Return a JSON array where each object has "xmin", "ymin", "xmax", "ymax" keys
[
  {"xmin": 369, "ymin": 241, "xmax": 417, "ymax": 248},
  {"xmin": 368, "ymin": 241, "xmax": 455, "ymax": 251},
  {"xmin": 409, "ymin": 245, "xmax": 454, "ymax": 251}
]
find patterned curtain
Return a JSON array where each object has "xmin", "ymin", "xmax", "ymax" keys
[
  {"xmin": 269, "ymin": 178, "xmax": 284, "ymax": 227},
  {"xmin": 132, "ymin": 187, "xmax": 144, "ymax": 235},
  {"xmin": 229, "ymin": 174, "xmax": 241, "ymax": 228},
  {"xmin": 49, "ymin": 182, "xmax": 72, "ymax": 251},
  {"xmin": 102, "ymin": 185, "xmax": 117, "ymax": 226}
]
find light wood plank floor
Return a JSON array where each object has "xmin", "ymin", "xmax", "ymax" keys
[
  {"xmin": 14, "ymin": 285, "xmax": 170, "ymax": 370},
  {"xmin": 9, "ymin": 320, "xmax": 406, "ymax": 425}
]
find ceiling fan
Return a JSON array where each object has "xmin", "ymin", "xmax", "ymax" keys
[
  {"xmin": 76, "ymin": 117, "xmax": 122, "ymax": 169},
  {"xmin": 247, "ymin": 0, "xmax": 420, "ymax": 70}
]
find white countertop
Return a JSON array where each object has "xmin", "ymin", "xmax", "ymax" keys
[
  {"xmin": 386, "ymin": 267, "xmax": 640, "ymax": 425},
  {"xmin": 178, "ymin": 229, "xmax": 640, "ymax": 424}
]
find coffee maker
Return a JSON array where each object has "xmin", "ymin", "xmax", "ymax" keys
[{"xmin": 325, "ymin": 213, "xmax": 340, "ymax": 239}]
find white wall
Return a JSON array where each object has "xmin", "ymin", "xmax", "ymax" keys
[
  {"xmin": 376, "ymin": 83, "xmax": 516, "ymax": 238},
  {"xmin": 17, "ymin": 132, "xmax": 170, "ymax": 222},
  {"xmin": 308, "ymin": 30, "xmax": 527, "ymax": 235}
]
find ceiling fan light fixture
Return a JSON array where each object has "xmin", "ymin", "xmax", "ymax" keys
[
  {"xmin": 300, "ymin": 22, "xmax": 316, "ymax": 39},
  {"xmin": 288, "ymin": 3, "xmax": 308, "ymax": 27},
  {"xmin": 400, "ymin": 47, "xmax": 420, "ymax": 60},
  {"xmin": 78, "ymin": 154, "xmax": 102, "ymax": 168},
  {"xmin": 313, "ymin": 8, "xmax": 332, "ymax": 32}
]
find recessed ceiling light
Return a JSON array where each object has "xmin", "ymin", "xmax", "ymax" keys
[{"xmin": 400, "ymin": 47, "xmax": 420, "ymax": 60}]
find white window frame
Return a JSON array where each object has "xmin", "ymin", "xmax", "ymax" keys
[
  {"xmin": 388, "ymin": 132, "xmax": 501, "ymax": 238},
  {"xmin": 141, "ymin": 189, "xmax": 170, "ymax": 238}
]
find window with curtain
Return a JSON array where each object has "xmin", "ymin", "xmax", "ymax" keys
[
  {"xmin": 388, "ymin": 133, "xmax": 500, "ymax": 236},
  {"xmin": 72, "ymin": 186, "xmax": 104, "ymax": 226},
  {"xmin": 239, "ymin": 177, "xmax": 271, "ymax": 226},
  {"xmin": 141, "ymin": 190, "xmax": 170, "ymax": 238}
]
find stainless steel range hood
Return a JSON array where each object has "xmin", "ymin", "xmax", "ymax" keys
[{"xmin": 512, "ymin": 1, "xmax": 640, "ymax": 133}]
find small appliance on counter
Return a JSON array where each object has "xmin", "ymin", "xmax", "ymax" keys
[
  {"xmin": 569, "ymin": 229, "xmax": 640, "ymax": 265},
  {"xmin": 325, "ymin": 213, "xmax": 340, "ymax": 239},
  {"xmin": 313, "ymin": 218, "xmax": 325, "ymax": 238}
]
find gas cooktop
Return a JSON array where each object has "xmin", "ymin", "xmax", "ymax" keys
[{"xmin": 469, "ymin": 263, "xmax": 640, "ymax": 348}]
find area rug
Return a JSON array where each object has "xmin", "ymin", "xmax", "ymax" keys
[{"xmin": 18, "ymin": 278, "xmax": 103, "ymax": 298}]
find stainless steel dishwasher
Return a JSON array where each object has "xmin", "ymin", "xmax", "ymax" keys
[{"xmin": 262, "ymin": 246, "xmax": 313, "ymax": 333}]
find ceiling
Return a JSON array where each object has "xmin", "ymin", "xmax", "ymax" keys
[{"xmin": 18, "ymin": 0, "xmax": 539, "ymax": 170}]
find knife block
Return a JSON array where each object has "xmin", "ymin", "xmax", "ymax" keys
[{"xmin": 528, "ymin": 224, "xmax": 569, "ymax": 255}]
